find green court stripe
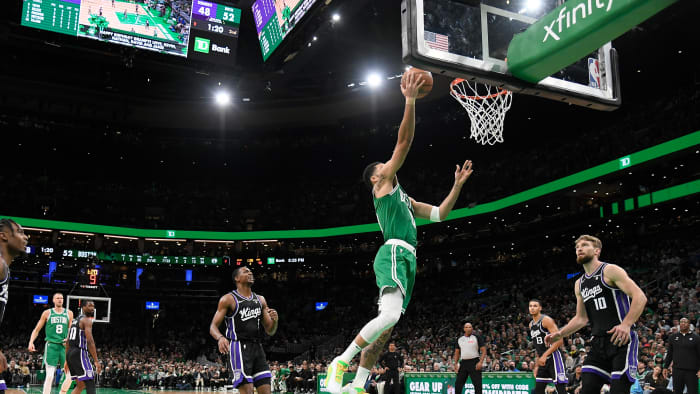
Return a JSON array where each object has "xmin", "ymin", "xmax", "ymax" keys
[{"xmin": 3, "ymin": 130, "xmax": 699, "ymax": 240}]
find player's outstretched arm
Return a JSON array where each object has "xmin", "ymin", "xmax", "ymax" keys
[
  {"xmin": 375, "ymin": 73, "xmax": 425, "ymax": 188},
  {"xmin": 411, "ymin": 160, "xmax": 473, "ymax": 222},
  {"xmin": 546, "ymin": 279, "xmax": 588, "ymax": 346},
  {"xmin": 83, "ymin": 318, "xmax": 101, "ymax": 374},
  {"xmin": 605, "ymin": 264, "xmax": 647, "ymax": 346},
  {"xmin": 539, "ymin": 316, "xmax": 564, "ymax": 364},
  {"xmin": 28, "ymin": 309, "xmax": 50, "ymax": 352},
  {"xmin": 209, "ymin": 294, "xmax": 234, "ymax": 354},
  {"xmin": 259, "ymin": 295, "xmax": 278, "ymax": 336}
]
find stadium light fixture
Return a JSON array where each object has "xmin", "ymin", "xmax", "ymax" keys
[
  {"xmin": 215, "ymin": 91, "xmax": 231, "ymax": 106},
  {"xmin": 332, "ymin": 13, "xmax": 340, "ymax": 22},
  {"xmin": 366, "ymin": 73, "xmax": 383, "ymax": 88}
]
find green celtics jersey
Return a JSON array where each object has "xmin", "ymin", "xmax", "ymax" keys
[
  {"xmin": 373, "ymin": 183, "xmax": 417, "ymax": 247},
  {"xmin": 45, "ymin": 308, "xmax": 69, "ymax": 344}
]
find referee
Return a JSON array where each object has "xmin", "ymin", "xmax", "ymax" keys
[
  {"xmin": 454, "ymin": 323, "xmax": 486, "ymax": 394},
  {"xmin": 663, "ymin": 317, "xmax": 700, "ymax": 394}
]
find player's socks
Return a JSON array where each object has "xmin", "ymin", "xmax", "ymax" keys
[
  {"xmin": 339, "ymin": 341, "xmax": 362, "ymax": 364},
  {"xmin": 352, "ymin": 367, "xmax": 370, "ymax": 388}
]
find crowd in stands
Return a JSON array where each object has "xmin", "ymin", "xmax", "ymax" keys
[
  {"xmin": 1, "ymin": 216, "xmax": 697, "ymax": 393},
  {"xmin": 1, "ymin": 84, "xmax": 698, "ymax": 232}
]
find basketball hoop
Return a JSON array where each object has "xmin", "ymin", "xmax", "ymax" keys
[{"xmin": 450, "ymin": 79, "xmax": 512, "ymax": 145}]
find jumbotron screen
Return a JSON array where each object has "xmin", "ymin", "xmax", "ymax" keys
[
  {"xmin": 21, "ymin": 0, "xmax": 239, "ymax": 61},
  {"xmin": 252, "ymin": 0, "xmax": 318, "ymax": 61}
]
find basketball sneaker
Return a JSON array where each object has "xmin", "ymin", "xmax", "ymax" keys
[
  {"xmin": 324, "ymin": 357, "xmax": 349, "ymax": 394},
  {"xmin": 341, "ymin": 383, "xmax": 367, "ymax": 394}
]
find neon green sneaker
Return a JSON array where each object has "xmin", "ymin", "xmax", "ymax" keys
[
  {"xmin": 324, "ymin": 357, "xmax": 349, "ymax": 394},
  {"xmin": 341, "ymin": 383, "xmax": 367, "ymax": 394}
]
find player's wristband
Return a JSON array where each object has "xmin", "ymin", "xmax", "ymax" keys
[{"xmin": 430, "ymin": 206, "xmax": 441, "ymax": 222}]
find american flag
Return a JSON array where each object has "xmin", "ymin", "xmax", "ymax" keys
[{"xmin": 424, "ymin": 31, "xmax": 449, "ymax": 52}]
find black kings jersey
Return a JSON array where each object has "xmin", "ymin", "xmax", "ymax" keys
[
  {"xmin": 225, "ymin": 290, "xmax": 263, "ymax": 342},
  {"xmin": 579, "ymin": 263, "xmax": 632, "ymax": 336},
  {"xmin": 68, "ymin": 314, "xmax": 88, "ymax": 349},
  {"xmin": 530, "ymin": 315, "xmax": 551, "ymax": 357},
  {"xmin": 0, "ymin": 264, "xmax": 8, "ymax": 325}
]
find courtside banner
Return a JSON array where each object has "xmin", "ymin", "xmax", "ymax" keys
[{"xmin": 404, "ymin": 372, "xmax": 534, "ymax": 394}]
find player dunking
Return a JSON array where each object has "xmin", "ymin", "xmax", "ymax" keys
[
  {"xmin": 528, "ymin": 299, "xmax": 568, "ymax": 394},
  {"xmin": 545, "ymin": 235, "xmax": 647, "ymax": 394},
  {"xmin": 0, "ymin": 218, "xmax": 29, "ymax": 386},
  {"xmin": 325, "ymin": 72, "xmax": 474, "ymax": 394},
  {"xmin": 209, "ymin": 267, "xmax": 279, "ymax": 394},
  {"xmin": 66, "ymin": 300, "xmax": 102, "ymax": 394},
  {"xmin": 29, "ymin": 293, "xmax": 75, "ymax": 394}
]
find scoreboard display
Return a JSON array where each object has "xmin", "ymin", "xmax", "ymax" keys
[
  {"xmin": 188, "ymin": 0, "xmax": 240, "ymax": 64},
  {"xmin": 21, "ymin": 0, "xmax": 240, "ymax": 65},
  {"xmin": 252, "ymin": 0, "xmax": 318, "ymax": 61},
  {"xmin": 21, "ymin": 0, "xmax": 81, "ymax": 36}
]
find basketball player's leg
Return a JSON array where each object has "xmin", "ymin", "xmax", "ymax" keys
[
  {"xmin": 230, "ymin": 340, "xmax": 254, "ymax": 394},
  {"xmin": 551, "ymin": 352, "xmax": 569, "ymax": 394},
  {"xmin": 347, "ymin": 327, "xmax": 393, "ymax": 391},
  {"xmin": 43, "ymin": 343, "xmax": 59, "ymax": 394},
  {"xmin": 608, "ymin": 332, "xmax": 636, "ymax": 394},
  {"xmin": 71, "ymin": 380, "xmax": 85, "ymax": 394},
  {"xmin": 60, "ymin": 366, "xmax": 74, "ymax": 394},
  {"xmin": 580, "ymin": 337, "xmax": 612, "ymax": 394},
  {"xmin": 325, "ymin": 247, "xmax": 409, "ymax": 393},
  {"xmin": 83, "ymin": 379, "xmax": 96, "ymax": 394},
  {"xmin": 44, "ymin": 365, "xmax": 58, "ymax": 394},
  {"xmin": 252, "ymin": 344, "xmax": 273, "ymax": 394}
]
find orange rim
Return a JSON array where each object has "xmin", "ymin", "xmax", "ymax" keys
[{"xmin": 450, "ymin": 78, "xmax": 510, "ymax": 100}]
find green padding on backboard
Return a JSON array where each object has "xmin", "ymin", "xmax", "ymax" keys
[
  {"xmin": 624, "ymin": 198, "xmax": 635, "ymax": 211},
  {"xmin": 507, "ymin": 0, "xmax": 678, "ymax": 83},
  {"xmin": 612, "ymin": 202, "xmax": 619, "ymax": 215}
]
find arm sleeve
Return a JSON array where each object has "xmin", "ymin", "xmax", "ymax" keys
[{"xmin": 477, "ymin": 335, "xmax": 485, "ymax": 348}]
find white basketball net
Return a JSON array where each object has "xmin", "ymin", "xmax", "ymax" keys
[{"xmin": 450, "ymin": 79, "xmax": 513, "ymax": 145}]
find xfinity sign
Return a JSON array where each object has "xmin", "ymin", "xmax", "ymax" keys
[{"xmin": 507, "ymin": 0, "xmax": 678, "ymax": 83}]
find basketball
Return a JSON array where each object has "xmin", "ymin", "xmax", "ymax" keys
[{"xmin": 402, "ymin": 67, "xmax": 433, "ymax": 99}]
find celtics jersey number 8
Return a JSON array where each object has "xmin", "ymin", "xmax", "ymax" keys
[
  {"xmin": 374, "ymin": 183, "xmax": 417, "ymax": 247},
  {"xmin": 46, "ymin": 308, "xmax": 70, "ymax": 344}
]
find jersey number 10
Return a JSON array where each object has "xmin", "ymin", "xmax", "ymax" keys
[{"xmin": 593, "ymin": 297, "xmax": 607, "ymax": 311}]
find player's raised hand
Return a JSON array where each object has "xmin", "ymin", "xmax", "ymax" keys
[
  {"xmin": 401, "ymin": 72, "xmax": 425, "ymax": 100},
  {"xmin": 454, "ymin": 160, "xmax": 474, "ymax": 187},
  {"xmin": 217, "ymin": 336, "xmax": 230, "ymax": 354},
  {"xmin": 268, "ymin": 308, "xmax": 279, "ymax": 322}
]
